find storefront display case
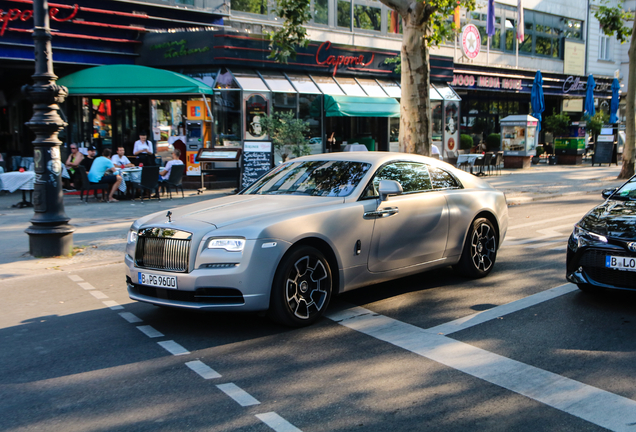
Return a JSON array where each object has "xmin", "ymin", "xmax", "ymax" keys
[{"xmin": 501, "ymin": 115, "xmax": 538, "ymax": 168}]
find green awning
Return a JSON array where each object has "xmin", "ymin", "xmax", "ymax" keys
[
  {"xmin": 324, "ymin": 95, "xmax": 400, "ymax": 117},
  {"xmin": 58, "ymin": 65, "xmax": 214, "ymax": 96}
]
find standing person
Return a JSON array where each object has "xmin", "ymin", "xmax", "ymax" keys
[
  {"xmin": 88, "ymin": 148, "xmax": 122, "ymax": 203},
  {"xmin": 111, "ymin": 146, "xmax": 135, "ymax": 168},
  {"xmin": 64, "ymin": 144, "xmax": 83, "ymax": 189},
  {"xmin": 133, "ymin": 132, "xmax": 155, "ymax": 166},
  {"xmin": 159, "ymin": 149, "xmax": 184, "ymax": 181}
]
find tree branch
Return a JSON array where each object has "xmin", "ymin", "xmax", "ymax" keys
[{"xmin": 377, "ymin": 0, "xmax": 411, "ymax": 18}]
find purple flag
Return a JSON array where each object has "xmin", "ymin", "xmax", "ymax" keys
[{"xmin": 487, "ymin": 0, "xmax": 495, "ymax": 37}]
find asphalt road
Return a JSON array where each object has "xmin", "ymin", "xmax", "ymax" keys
[{"xmin": 2, "ymin": 191, "xmax": 636, "ymax": 431}]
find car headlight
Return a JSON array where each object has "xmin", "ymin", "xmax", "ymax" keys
[
  {"xmin": 572, "ymin": 225, "xmax": 607, "ymax": 245},
  {"xmin": 128, "ymin": 229, "xmax": 138, "ymax": 244},
  {"xmin": 207, "ymin": 238, "xmax": 246, "ymax": 252}
]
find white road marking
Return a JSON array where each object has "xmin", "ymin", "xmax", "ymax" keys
[
  {"xmin": 185, "ymin": 360, "xmax": 222, "ymax": 379},
  {"xmin": 102, "ymin": 301, "xmax": 124, "ymax": 310},
  {"xmin": 551, "ymin": 245, "xmax": 568, "ymax": 251},
  {"xmin": 78, "ymin": 282, "xmax": 95, "ymax": 290},
  {"xmin": 89, "ymin": 290, "xmax": 108, "ymax": 299},
  {"xmin": 527, "ymin": 240, "xmax": 566, "ymax": 249},
  {"xmin": 425, "ymin": 283, "xmax": 578, "ymax": 335},
  {"xmin": 119, "ymin": 312, "xmax": 142, "ymax": 323},
  {"xmin": 137, "ymin": 325, "xmax": 164, "ymax": 338},
  {"xmin": 508, "ymin": 215, "xmax": 579, "ymax": 230},
  {"xmin": 68, "ymin": 275, "xmax": 83, "ymax": 282},
  {"xmin": 328, "ymin": 298, "xmax": 636, "ymax": 432},
  {"xmin": 157, "ymin": 340, "xmax": 190, "ymax": 356},
  {"xmin": 256, "ymin": 412, "xmax": 302, "ymax": 432},
  {"xmin": 216, "ymin": 383, "xmax": 260, "ymax": 407}
]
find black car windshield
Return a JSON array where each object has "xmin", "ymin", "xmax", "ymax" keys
[
  {"xmin": 242, "ymin": 160, "xmax": 371, "ymax": 197},
  {"xmin": 613, "ymin": 178, "xmax": 636, "ymax": 200}
]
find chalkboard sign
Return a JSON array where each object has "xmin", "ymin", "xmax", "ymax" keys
[
  {"xmin": 593, "ymin": 138, "xmax": 615, "ymax": 166},
  {"xmin": 241, "ymin": 142, "xmax": 273, "ymax": 189}
]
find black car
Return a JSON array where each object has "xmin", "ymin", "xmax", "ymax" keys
[{"xmin": 567, "ymin": 176, "xmax": 636, "ymax": 293}]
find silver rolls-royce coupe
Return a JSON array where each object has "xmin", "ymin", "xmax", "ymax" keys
[{"xmin": 125, "ymin": 152, "xmax": 508, "ymax": 327}]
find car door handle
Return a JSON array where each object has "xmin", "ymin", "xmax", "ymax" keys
[{"xmin": 364, "ymin": 207, "xmax": 399, "ymax": 218}]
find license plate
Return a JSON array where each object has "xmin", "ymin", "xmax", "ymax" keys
[
  {"xmin": 606, "ymin": 256, "xmax": 636, "ymax": 272},
  {"xmin": 138, "ymin": 272, "xmax": 178, "ymax": 289}
]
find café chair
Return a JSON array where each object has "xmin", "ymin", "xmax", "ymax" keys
[
  {"xmin": 490, "ymin": 152, "xmax": 503, "ymax": 176},
  {"xmin": 76, "ymin": 165, "xmax": 107, "ymax": 203},
  {"xmin": 476, "ymin": 153, "xmax": 493, "ymax": 176},
  {"xmin": 160, "ymin": 163, "xmax": 185, "ymax": 199},
  {"xmin": 131, "ymin": 165, "xmax": 160, "ymax": 203}
]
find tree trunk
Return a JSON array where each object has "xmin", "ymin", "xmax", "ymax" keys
[
  {"xmin": 399, "ymin": 18, "xmax": 431, "ymax": 155},
  {"xmin": 618, "ymin": 16, "xmax": 636, "ymax": 179}
]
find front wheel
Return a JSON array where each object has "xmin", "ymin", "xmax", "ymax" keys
[
  {"xmin": 268, "ymin": 246, "xmax": 333, "ymax": 327},
  {"xmin": 454, "ymin": 217, "xmax": 498, "ymax": 278}
]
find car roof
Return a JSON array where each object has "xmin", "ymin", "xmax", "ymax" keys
[{"xmin": 294, "ymin": 151, "xmax": 444, "ymax": 167}]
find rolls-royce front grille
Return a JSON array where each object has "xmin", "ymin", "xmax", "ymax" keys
[{"xmin": 135, "ymin": 229, "xmax": 191, "ymax": 272}]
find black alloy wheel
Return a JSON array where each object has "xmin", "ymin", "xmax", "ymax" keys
[
  {"xmin": 455, "ymin": 217, "xmax": 498, "ymax": 278},
  {"xmin": 269, "ymin": 245, "xmax": 333, "ymax": 327}
]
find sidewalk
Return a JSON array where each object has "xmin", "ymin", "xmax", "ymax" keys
[{"xmin": 0, "ymin": 162, "xmax": 627, "ymax": 280}]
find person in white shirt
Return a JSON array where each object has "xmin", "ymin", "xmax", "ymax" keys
[
  {"xmin": 160, "ymin": 149, "xmax": 184, "ymax": 181},
  {"xmin": 431, "ymin": 144, "xmax": 443, "ymax": 160},
  {"xmin": 133, "ymin": 132, "xmax": 155, "ymax": 166},
  {"xmin": 111, "ymin": 146, "xmax": 135, "ymax": 168}
]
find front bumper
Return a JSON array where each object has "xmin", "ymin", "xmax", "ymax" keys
[
  {"xmin": 566, "ymin": 235, "xmax": 636, "ymax": 291},
  {"xmin": 125, "ymin": 238, "xmax": 288, "ymax": 312}
]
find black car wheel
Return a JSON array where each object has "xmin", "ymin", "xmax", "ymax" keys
[
  {"xmin": 455, "ymin": 217, "xmax": 498, "ymax": 278},
  {"xmin": 269, "ymin": 245, "xmax": 333, "ymax": 327}
]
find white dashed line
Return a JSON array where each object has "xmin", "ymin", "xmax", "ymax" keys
[
  {"xmin": 157, "ymin": 340, "xmax": 190, "ymax": 356},
  {"xmin": 137, "ymin": 325, "xmax": 164, "ymax": 338},
  {"xmin": 425, "ymin": 283, "xmax": 578, "ymax": 335},
  {"xmin": 216, "ymin": 383, "xmax": 260, "ymax": 407},
  {"xmin": 78, "ymin": 282, "xmax": 95, "ymax": 290},
  {"xmin": 89, "ymin": 290, "xmax": 108, "ymax": 299},
  {"xmin": 328, "ymin": 301, "xmax": 636, "ymax": 432},
  {"xmin": 68, "ymin": 275, "xmax": 83, "ymax": 282},
  {"xmin": 185, "ymin": 360, "xmax": 222, "ymax": 379},
  {"xmin": 256, "ymin": 412, "xmax": 302, "ymax": 432},
  {"xmin": 102, "ymin": 301, "xmax": 124, "ymax": 310},
  {"xmin": 119, "ymin": 312, "xmax": 142, "ymax": 323}
]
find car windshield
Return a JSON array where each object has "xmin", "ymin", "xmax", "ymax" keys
[
  {"xmin": 613, "ymin": 178, "xmax": 636, "ymax": 201},
  {"xmin": 242, "ymin": 160, "xmax": 371, "ymax": 197}
]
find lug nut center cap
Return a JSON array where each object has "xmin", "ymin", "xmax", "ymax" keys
[
  {"xmin": 477, "ymin": 243, "xmax": 483, "ymax": 253},
  {"xmin": 300, "ymin": 281, "xmax": 309, "ymax": 293}
]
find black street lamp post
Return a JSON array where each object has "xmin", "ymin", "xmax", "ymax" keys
[{"xmin": 22, "ymin": 0, "xmax": 74, "ymax": 257}]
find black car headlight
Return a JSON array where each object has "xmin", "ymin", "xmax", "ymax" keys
[{"xmin": 572, "ymin": 225, "xmax": 608, "ymax": 249}]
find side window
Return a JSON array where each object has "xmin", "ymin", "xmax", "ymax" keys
[
  {"xmin": 371, "ymin": 162, "xmax": 432, "ymax": 194},
  {"xmin": 429, "ymin": 166, "xmax": 460, "ymax": 190}
]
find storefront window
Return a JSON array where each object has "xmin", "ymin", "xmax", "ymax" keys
[
  {"xmin": 299, "ymin": 94, "xmax": 323, "ymax": 154},
  {"xmin": 231, "ymin": 0, "xmax": 267, "ymax": 15},
  {"xmin": 386, "ymin": 9, "xmax": 402, "ymax": 34},
  {"xmin": 312, "ymin": 75, "xmax": 344, "ymax": 95},
  {"xmin": 354, "ymin": 4, "xmax": 381, "ymax": 32},
  {"xmin": 92, "ymin": 99, "xmax": 113, "ymax": 147},
  {"xmin": 151, "ymin": 99, "xmax": 185, "ymax": 147},
  {"xmin": 335, "ymin": 77, "xmax": 366, "ymax": 96},
  {"xmin": 432, "ymin": 101, "xmax": 443, "ymax": 142},
  {"xmin": 313, "ymin": 0, "xmax": 328, "ymax": 25},
  {"xmin": 232, "ymin": 69, "xmax": 269, "ymax": 91},
  {"xmin": 215, "ymin": 69, "xmax": 240, "ymax": 89},
  {"xmin": 260, "ymin": 71, "xmax": 295, "ymax": 93},
  {"xmin": 214, "ymin": 91, "xmax": 242, "ymax": 146},
  {"xmin": 272, "ymin": 93, "xmax": 297, "ymax": 116},
  {"xmin": 338, "ymin": 0, "xmax": 351, "ymax": 28}
]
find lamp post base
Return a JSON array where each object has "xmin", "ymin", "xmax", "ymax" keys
[{"xmin": 26, "ymin": 225, "xmax": 74, "ymax": 257}]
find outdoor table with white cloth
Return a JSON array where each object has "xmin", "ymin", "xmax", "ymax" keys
[
  {"xmin": 114, "ymin": 167, "xmax": 142, "ymax": 194},
  {"xmin": 456, "ymin": 154, "xmax": 483, "ymax": 173}
]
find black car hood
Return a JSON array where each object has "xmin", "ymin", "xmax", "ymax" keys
[{"xmin": 579, "ymin": 200, "xmax": 636, "ymax": 240}]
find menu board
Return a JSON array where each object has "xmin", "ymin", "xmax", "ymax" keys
[
  {"xmin": 241, "ymin": 142, "xmax": 272, "ymax": 189},
  {"xmin": 593, "ymin": 135, "xmax": 615, "ymax": 166}
]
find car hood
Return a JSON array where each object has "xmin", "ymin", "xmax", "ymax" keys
[
  {"xmin": 579, "ymin": 200, "xmax": 636, "ymax": 240},
  {"xmin": 139, "ymin": 194, "xmax": 344, "ymax": 232}
]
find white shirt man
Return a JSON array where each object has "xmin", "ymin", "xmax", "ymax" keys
[
  {"xmin": 160, "ymin": 149, "xmax": 184, "ymax": 181},
  {"xmin": 431, "ymin": 144, "xmax": 443, "ymax": 160},
  {"xmin": 111, "ymin": 146, "xmax": 134, "ymax": 168}
]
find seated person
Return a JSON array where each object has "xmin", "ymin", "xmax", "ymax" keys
[
  {"xmin": 160, "ymin": 149, "xmax": 184, "ymax": 181},
  {"xmin": 64, "ymin": 144, "xmax": 83, "ymax": 189},
  {"xmin": 80, "ymin": 146, "xmax": 97, "ymax": 172},
  {"xmin": 133, "ymin": 132, "xmax": 155, "ymax": 166},
  {"xmin": 88, "ymin": 148, "xmax": 122, "ymax": 203},
  {"xmin": 111, "ymin": 146, "xmax": 135, "ymax": 168}
]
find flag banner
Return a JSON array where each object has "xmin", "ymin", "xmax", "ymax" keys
[
  {"xmin": 487, "ymin": 0, "xmax": 495, "ymax": 37},
  {"xmin": 517, "ymin": 0, "xmax": 525, "ymax": 42}
]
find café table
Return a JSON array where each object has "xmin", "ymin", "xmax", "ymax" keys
[
  {"xmin": 0, "ymin": 171, "xmax": 35, "ymax": 208},
  {"xmin": 113, "ymin": 167, "xmax": 143, "ymax": 195},
  {"xmin": 456, "ymin": 154, "xmax": 483, "ymax": 174}
]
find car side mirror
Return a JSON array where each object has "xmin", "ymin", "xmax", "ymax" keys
[
  {"xmin": 602, "ymin": 188, "xmax": 617, "ymax": 199},
  {"xmin": 378, "ymin": 180, "xmax": 403, "ymax": 202}
]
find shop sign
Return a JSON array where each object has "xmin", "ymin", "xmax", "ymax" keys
[
  {"xmin": 244, "ymin": 93, "xmax": 268, "ymax": 141},
  {"xmin": 451, "ymin": 74, "xmax": 522, "ymax": 91},
  {"xmin": 0, "ymin": 4, "xmax": 79, "ymax": 36},
  {"xmin": 461, "ymin": 24, "xmax": 481, "ymax": 59},
  {"xmin": 315, "ymin": 41, "xmax": 375, "ymax": 76},
  {"xmin": 563, "ymin": 76, "xmax": 612, "ymax": 94}
]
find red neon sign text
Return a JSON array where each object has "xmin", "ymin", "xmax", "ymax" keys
[
  {"xmin": 315, "ymin": 41, "xmax": 375, "ymax": 76},
  {"xmin": 0, "ymin": 4, "xmax": 78, "ymax": 36}
]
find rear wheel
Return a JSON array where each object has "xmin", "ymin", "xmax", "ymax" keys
[
  {"xmin": 454, "ymin": 217, "xmax": 498, "ymax": 278},
  {"xmin": 268, "ymin": 246, "xmax": 333, "ymax": 327}
]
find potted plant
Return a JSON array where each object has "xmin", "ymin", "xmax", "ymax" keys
[
  {"xmin": 544, "ymin": 110, "xmax": 571, "ymax": 164},
  {"xmin": 260, "ymin": 111, "xmax": 311, "ymax": 162},
  {"xmin": 586, "ymin": 111, "xmax": 609, "ymax": 145},
  {"xmin": 485, "ymin": 133, "xmax": 501, "ymax": 152},
  {"xmin": 460, "ymin": 134, "xmax": 473, "ymax": 151}
]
